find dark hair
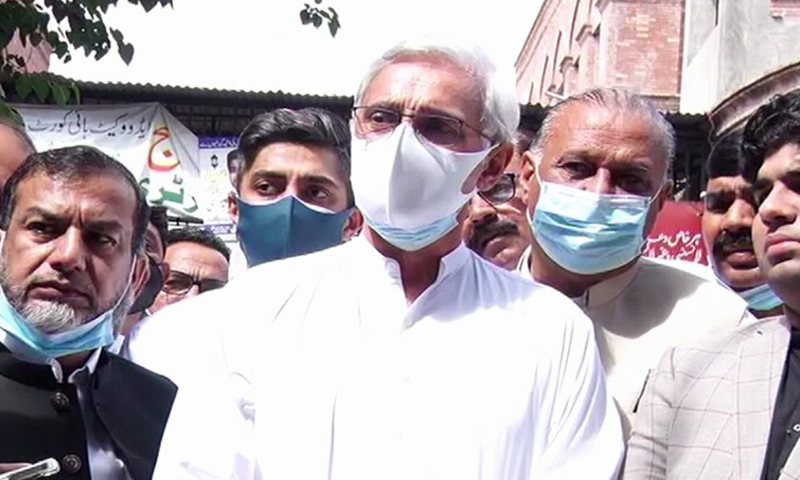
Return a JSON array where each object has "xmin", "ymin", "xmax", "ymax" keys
[
  {"xmin": 166, "ymin": 227, "xmax": 231, "ymax": 262},
  {"xmin": 514, "ymin": 130, "xmax": 533, "ymax": 155},
  {"xmin": 742, "ymin": 89, "xmax": 800, "ymax": 182},
  {"xmin": 0, "ymin": 116, "xmax": 36, "ymax": 155},
  {"xmin": 0, "ymin": 146, "xmax": 149, "ymax": 255},
  {"xmin": 237, "ymin": 108, "xmax": 353, "ymax": 206},
  {"xmin": 149, "ymin": 206, "xmax": 169, "ymax": 255},
  {"xmin": 707, "ymin": 131, "xmax": 746, "ymax": 180},
  {"xmin": 227, "ymin": 149, "xmax": 243, "ymax": 164}
]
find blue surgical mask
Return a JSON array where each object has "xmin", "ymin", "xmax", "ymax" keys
[
  {"xmin": 711, "ymin": 267, "xmax": 783, "ymax": 312},
  {"xmin": 738, "ymin": 283, "xmax": 783, "ymax": 312},
  {"xmin": 531, "ymin": 174, "xmax": 657, "ymax": 275},
  {"xmin": 368, "ymin": 211, "xmax": 459, "ymax": 252},
  {"xmin": 236, "ymin": 196, "xmax": 352, "ymax": 267},
  {"xmin": 0, "ymin": 271, "xmax": 131, "ymax": 359}
]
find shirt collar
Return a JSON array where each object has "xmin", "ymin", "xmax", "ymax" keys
[
  {"xmin": 515, "ymin": 245, "xmax": 642, "ymax": 308},
  {"xmin": 0, "ymin": 328, "xmax": 117, "ymax": 383},
  {"xmin": 354, "ymin": 234, "xmax": 471, "ymax": 284}
]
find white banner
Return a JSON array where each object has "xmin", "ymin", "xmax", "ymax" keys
[{"xmin": 15, "ymin": 103, "xmax": 203, "ymax": 220}]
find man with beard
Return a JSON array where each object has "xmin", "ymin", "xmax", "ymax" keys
[
  {"xmin": 0, "ymin": 146, "xmax": 176, "ymax": 479},
  {"xmin": 703, "ymin": 132, "xmax": 783, "ymax": 318},
  {"xmin": 463, "ymin": 130, "xmax": 534, "ymax": 270}
]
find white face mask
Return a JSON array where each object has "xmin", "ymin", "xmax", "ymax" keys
[{"xmin": 351, "ymin": 124, "xmax": 494, "ymax": 250}]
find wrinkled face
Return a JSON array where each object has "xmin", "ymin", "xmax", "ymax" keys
[
  {"xmin": 525, "ymin": 103, "xmax": 669, "ymax": 236},
  {"xmin": 0, "ymin": 127, "xmax": 33, "ymax": 192},
  {"xmin": 356, "ymin": 57, "xmax": 488, "ymax": 156},
  {"xmin": 233, "ymin": 142, "xmax": 350, "ymax": 215},
  {"xmin": 463, "ymin": 152, "xmax": 532, "ymax": 270},
  {"xmin": 151, "ymin": 241, "xmax": 228, "ymax": 312},
  {"xmin": 0, "ymin": 173, "xmax": 136, "ymax": 333},
  {"xmin": 702, "ymin": 175, "xmax": 763, "ymax": 290},
  {"xmin": 752, "ymin": 143, "xmax": 800, "ymax": 309}
]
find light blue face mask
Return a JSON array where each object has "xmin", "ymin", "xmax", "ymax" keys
[
  {"xmin": 236, "ymin": 195, "xmax": 352, "ymax": 267},
  {"xmin": 711, "ymin": 266, "xmax": 783, "ymax": 312},
  {"xmin": 738, "ymin": 283, "xmax": 783, "ymax": 312},
  {"xmin": 367, "ymin": 211, "xmax": 460, "ymax": 252},
  {"xmin": 531, "ymin": 175, "xmax": 657, "ymax": 275},
  {"xmin": 0, "ymin": 269, "xmax": 132, "ymax": 360}
]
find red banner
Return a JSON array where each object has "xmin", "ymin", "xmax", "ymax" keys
[{"xmin": 643, "ymin": 201, "xmax": 707, "ymax": 265}]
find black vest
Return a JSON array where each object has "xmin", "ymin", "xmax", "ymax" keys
[{"xmin": 0, "ymin": 345, "xmax": 177, "ymax": 480}]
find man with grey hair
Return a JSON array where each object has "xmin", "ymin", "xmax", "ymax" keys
[
  {"xmin": 131, "ymin": 37, "xmax": 624, "ymax": 480},
  {"xmin": 518, "ymin": 88, "xmax": 749, "ymax": 437},
  {"xmin": 0, "ymin": 146, "xmax": 176, "ymax": 479}
]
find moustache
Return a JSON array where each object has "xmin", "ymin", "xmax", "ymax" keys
[
  {"xmin": 24, "ymin": 273, "xmax": 96, "ymax": 307},
  {"xmin": 714, "ymin": 230, "xmax": 754, "ymax": 255},
  {"xmin": 467, "ymin": 219, "xmax": 520, "ymax": 254}
]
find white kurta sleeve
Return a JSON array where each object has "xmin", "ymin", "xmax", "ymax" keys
[{"xmin": 530, "ymin": 310, "xmax": 625, "ymax": 480}]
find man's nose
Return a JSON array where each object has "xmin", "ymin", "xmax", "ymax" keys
[
  {"xmin": 584, "ymin": 170, "xmax": 615, "ymax": 195},
  {"xmin": 48, "ymin": 229, "xmax": 88, "ymax": 274},
  {"xmin": 468, "ymin": 195, "xmax": 499, "ymax": 226},
  {"xmin": 720, "ymin": 200, "xmax": 755, "ymax": 233}
]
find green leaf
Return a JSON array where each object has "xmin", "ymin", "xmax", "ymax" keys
[
  {"xmin": 328, "ymin": 17, "xmax": 340, "ymax": 37},
  {"xmin": 318, "ymin": 10, "xmax": 330, "ymax": 20},
  {"xmin": 14, "ymin": 75, "xmax": 33, "ymax": 99},
  {"xmin": 312, "ymin": 15, "xmax": 322, "ymax": 28},
  {"xmin": 299, "ymin": 9, "xmax": 311, "ymax": 25},
  {"xmin": 52, "ymin": 83, "xmax": 70, "ymax": 105},
  {"xmin": 31, "ymin": 76, "xmax": 50, "ymax": 102}
]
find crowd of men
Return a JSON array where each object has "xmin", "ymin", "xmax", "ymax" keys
[{"xmin": 0, "ymin": 34, "xmax": 798, "ymax": 480}]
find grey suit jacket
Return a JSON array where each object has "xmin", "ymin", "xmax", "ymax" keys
[{"xmin": 623, "ymin": 315, "xmax": 800, "ymax": 480}]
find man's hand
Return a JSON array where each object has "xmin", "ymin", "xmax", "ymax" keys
[{"xmin": 0, "ymin": 463, "xmax": 29, "ymax": 473}]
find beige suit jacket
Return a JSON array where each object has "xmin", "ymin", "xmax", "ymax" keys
[{"xmin": 624, "ymin": 315, "xmax": 800, "ymax": 480}]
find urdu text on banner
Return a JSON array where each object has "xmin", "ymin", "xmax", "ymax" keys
[{"xmin": 14, "ymin": 103, "xmax": 203, "ymax": 221}]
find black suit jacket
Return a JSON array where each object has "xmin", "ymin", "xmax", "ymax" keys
[{"xmin": 0, "ymin": 344, "xmax": 177, "ymax": 480}]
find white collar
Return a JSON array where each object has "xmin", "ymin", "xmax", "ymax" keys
[{"xmin": 0, "ymin": 329, "xmax": 123, "ymax": 383}]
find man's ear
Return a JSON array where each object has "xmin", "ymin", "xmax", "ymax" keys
[
  {"xmin": 131, "ymin": 254, "xmax": 150, "ymax": 299},
  {"xmin": 474, "ymin": 144, "xmax": 514, "ymax": 192},
  {"xmin": 656, "ymin": 180, "xmax": 673, "ymax": 212},
  {"xmin": 228, "ymin": 192, "xmax": 239, "ymax": 225},
  {"xmin": 520, "ymin": 151, "xmax": 537, "ymax": 204},
  {"xmin": 342, "ymin": 209, "xmax": 364, "ymax": 241}
]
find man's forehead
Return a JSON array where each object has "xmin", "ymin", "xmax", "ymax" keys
[
  {"xmin": 15, "ymin": 172, "xmax": 135, "ymax": 219},
  {"xmin": 757, "ymin": 143, "xmax": 800, "ymax": 181},
  {"xmin": 545, "ymin": 103, "xmax": 667, "ymax": 165},
  {"xmin": 706, "ymin": 175, "xmax": 751, "ymax": 192},
  {"xmin": 251, "ymin": 143, "xmax": 345, "ymax": 183},
  {"xmin": 361, "ymin": 58, "xmax": 480, "ymax": 117}
]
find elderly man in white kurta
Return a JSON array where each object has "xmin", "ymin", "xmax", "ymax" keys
[
  {"xmin": 516, "ymin": 88, "xmax": 750, "ymax": 438},
  {"xmin": 130, "ymin": 37, "xmax": 624, "ymax": 480}
]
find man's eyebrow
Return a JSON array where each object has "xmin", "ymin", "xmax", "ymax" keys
[
  {"xmin": 367, "ymin": 101, "xmax": 465, "ymax": 122},
  {"xmin": 20, "ymin": 207, "xmax": 63, "ymax": 223},
  {"xmin": 303, "ymin": 174, "xmax": 340, "ymax": 188}
]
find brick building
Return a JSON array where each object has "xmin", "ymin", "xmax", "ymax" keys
[{"xmin": 515, "ymin": 0, "xmax": 685, "ymax": 111}]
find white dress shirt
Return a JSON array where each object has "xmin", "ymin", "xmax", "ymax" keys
[
  {"xmin": 0, "ymin": 331, "xmax": 131, "ymax": 480},
  {"xmin": 131, "ymin": 236, "xmax": 623, "ymax": 480},
  {"xmin": 516, "ymin": 247, "xmax": 749, "ymax": 437}
]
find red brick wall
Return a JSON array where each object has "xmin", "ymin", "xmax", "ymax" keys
[
  {"xmin": 515, "ymin": 0, "xmax": 685, "ymax": 111},
  {"xmin": 598, "ymin": 0, "xmax": 684, "ymax": 110}
]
